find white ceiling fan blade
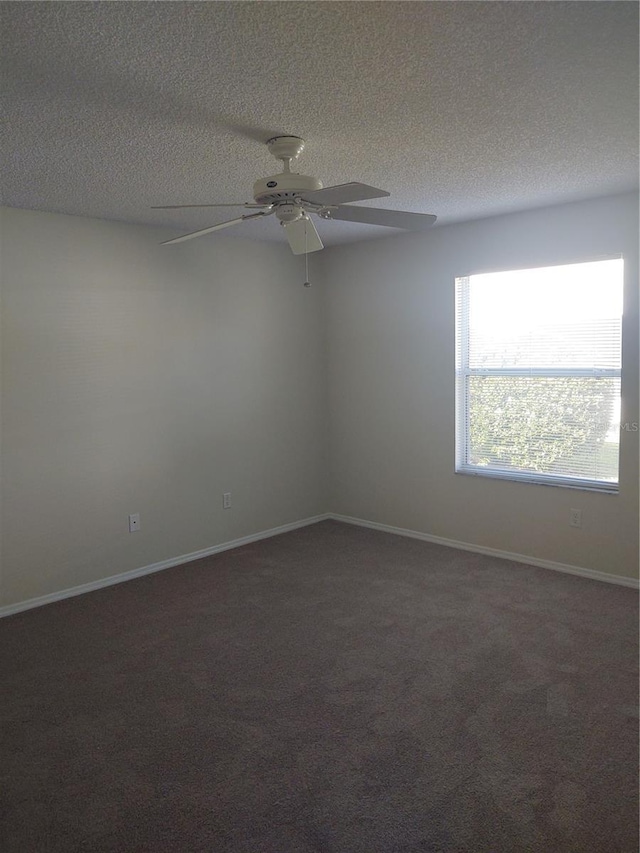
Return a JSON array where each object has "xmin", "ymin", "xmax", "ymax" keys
[
  {"xmin": 161, "ymin": 211, "xmax": 269, "ymax": 245},
  {"xmin": 301, "ymin": 182, "xmax": 390, "ymax": 206},
  {"xmin": 282, "ymin": 216, "xmax": 324, "ymax": 255},
  {"xmin": 325, "ymin": 206, "xmax": 437, "ymax": 230},
  {"xmin": 151, "ymin": 203, "xmax": 266, "ymax": 209}
]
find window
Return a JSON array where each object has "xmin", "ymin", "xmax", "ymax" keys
[{"xmin": 455, "ymin": 258, "xmax": 623, "ymax": 492}]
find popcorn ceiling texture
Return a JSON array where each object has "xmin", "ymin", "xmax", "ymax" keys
[{"xmin": 1, "ymin": 1, "xmax": 638, "ymax": 247}]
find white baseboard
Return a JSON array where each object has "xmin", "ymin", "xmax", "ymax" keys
[
  {"xmin": 0, "ymin": 514, "xmax": 331, "ymax": 619},
  {"xmin": 2, "ymin": 510, "xmax": 636, "ymax": 618},
  {"xmin": 329, "ymin": 513, "xmax": 639, "ymax": 589}
]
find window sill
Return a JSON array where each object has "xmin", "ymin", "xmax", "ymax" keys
[{"xmin": 455, "ymin": 466, "xmax": 619, "ymax": 494}]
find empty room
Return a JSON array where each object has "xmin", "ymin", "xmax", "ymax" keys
[{"xmin": 1, "ymin": 2, "xmax": 638, "ymax": 852}]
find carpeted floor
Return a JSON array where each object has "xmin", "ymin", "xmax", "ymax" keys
[{"xmin": 1, "ymin": 520, "xmax": 638, "ymax": 853}]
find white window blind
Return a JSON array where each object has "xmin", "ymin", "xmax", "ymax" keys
[{"xmin": 455, "ymin": 258, "xmax": 623, "ymax": 492}]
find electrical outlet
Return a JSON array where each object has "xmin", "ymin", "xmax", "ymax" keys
[
  {"xmin": 569, "ymin": 508, "xmax": 582, "ymax": 528},
  {"xmin": 223, "ymin": 492, "xmax": 231, "ymax": 509},
  {"xmin": 129, "ymin": 513, "xmax": 140, "ymax": 532}
]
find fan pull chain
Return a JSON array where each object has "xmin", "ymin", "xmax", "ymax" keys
[{"xmin": 303, "ymin": 219, "xmax": 311, "ymax": 287}]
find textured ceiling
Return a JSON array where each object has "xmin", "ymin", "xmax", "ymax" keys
[{"xmin": 1, "ymin": 1, "xmax": 638, "ymax": 248}]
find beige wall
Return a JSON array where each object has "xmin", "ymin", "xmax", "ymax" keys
[
  {"xmin": 2, "ymin": 195, "xmax": 638, "ymax": 610},
  {"xmin": 0, "ymin": 208, "xmax": 327, "ymax": 607},
  {"xmin": 322, "ymin": 193, "xmax": 639, "ymax": 579}
]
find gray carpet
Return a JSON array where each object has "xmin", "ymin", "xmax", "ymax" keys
[{"xmin": 1, "ymin": 520, "xmax": 638, "ymax": 852}]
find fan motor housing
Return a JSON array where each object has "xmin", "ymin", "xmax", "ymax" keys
[{"xmin": 253, "ymin": 173, "xmax": 323, "ymax": 205}]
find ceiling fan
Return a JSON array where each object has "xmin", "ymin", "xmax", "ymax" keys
[{"xmin": 153, "ymin": 136, "xmax": 437, "ymax": 254}]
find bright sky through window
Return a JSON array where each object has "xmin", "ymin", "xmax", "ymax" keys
[{"xmin": 468, "ymin": 259, "xmax": 623, "ymax": 333}]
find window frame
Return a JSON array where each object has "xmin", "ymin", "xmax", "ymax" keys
[{"xmin": 454, "ymin": 260, "xmax": 623, "ymax": 494}]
